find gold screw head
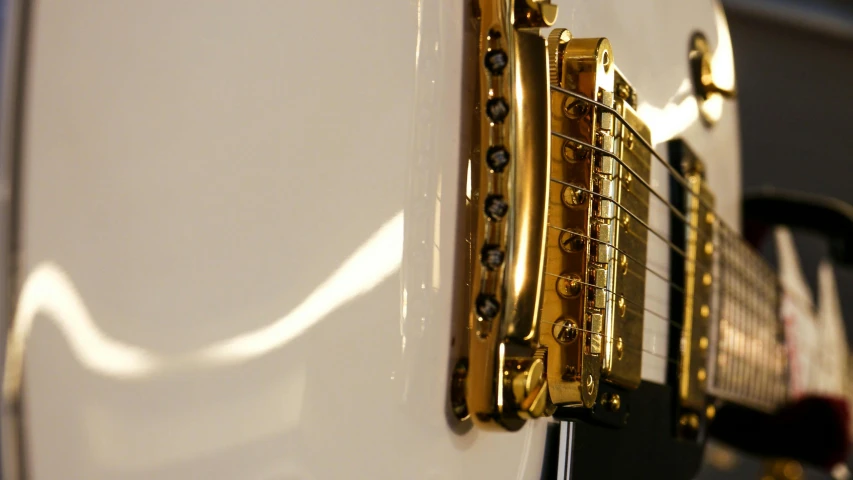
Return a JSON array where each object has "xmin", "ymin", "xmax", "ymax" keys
[
  {"xmin": 702, "ymin": 273, "xmax": 712, "ymax": 286},
  {"xmin": 607, "ymin": 393, "xmax": 622, "ymax": 411},
  {"xmin": 586, "ymin": 374, "xmax": 595, "ymax": 395},
  {"xmin": 562, "ymin": 98, "xmax": 589, "ymax": 119},
  {"xmin": 616, "ymin": 337, "xmax": 624, "ymax": 360},
  {"xmin": 618, "ymin": 296, "xmax": 627, "ymax": 317},
  {"xmin": 621, "ymin": 214, "xmax": 630, "ymax": 230},
  {"xmin": 704, "ymin": 241, "xmax": 714, "ymax": 255},
  {"xmin": 706, "ymin": 404, "xmax": 716, "ymax": 420},
  {"xmin": 619, "ymin": 254, "xmax": 628, "ymax": 275},
  {"xmin": 705, "ymin": 212, "xmax": 715, "ymax": 225},
  {"xmin": 552, "ymin": 317, "xmax": 579, "ymax": 344},
  {"xmin": 562, "ymin": 138, "xmax": 590, "ymax": 163},
  {"xmin": 699, "ymin": 336, "xmax": 709, "ymax": 350},
  {"xmin": 562, "ymin": 186, "xmax": 587, "ymax": 207},
  {"xmin": 700, "ymin": 304, "xmax": 710, "ymax": 318},
  {"xmin": 559, "ymin": 230, "xmax": 585, "ymax": 253},
  {"xmin": 697, "ymin": 368, "xmax": 707, "ymax": 382},
  {"xmin": 622, "ymin": 171, "xmax": 633, "ymax": 190},
  {"xmin": 556, "ymin": 273, "xmax": 582, "ymax": 298}
]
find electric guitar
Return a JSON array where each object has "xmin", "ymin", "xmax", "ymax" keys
[{"xmin": 0, "ymin": 0, "xmax": 850, "ymax": 479}]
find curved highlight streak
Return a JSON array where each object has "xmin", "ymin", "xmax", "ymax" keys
[
  {"xmin": 199, "ymin": 212, "xmax": 404, "ymax": 363},
  {"xmin": 4, "ymin": 212, "xmax": 404, "ymax": 381},
  {"xmin": 8, "ymin": 263, "xmax": 159, "ymax": 379}
]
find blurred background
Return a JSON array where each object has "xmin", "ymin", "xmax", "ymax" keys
[{"xmin": 698, "ymin": 0, "xmax": 853, "ymax": 478}]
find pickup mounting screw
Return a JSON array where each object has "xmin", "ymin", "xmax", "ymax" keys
[
  {"xmin": 618, "ymin": 297, "xmax": 626, "ymax": 317},
  {"xmin": 585, "ymin": 374, "xmax": 595, "ymax": 395},
  {"xmin": 619, "ymin": 254, "xmax": 628, "ymax": 274},
  {"xmin": 616, "ymin": 337, "xmax": 624, "ymax": 359}
]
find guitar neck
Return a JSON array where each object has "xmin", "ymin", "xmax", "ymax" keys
[{"xmin": 706, "ymin": 223, "xmax": 789, "ymax": 412}]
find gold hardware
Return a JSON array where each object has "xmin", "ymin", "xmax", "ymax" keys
[
  {"xmin": 465, "ymin": 0, "xmax": 555, "ymax": 431},
  {"xmin": 604, "ymin": 392, "xmax": 622, "ymax": 411},
  {"xmin": 706, "ymin": 404, "xmax": 716, "ymax": 420},
  {"xmin": 677, "ymin": 151, "xmax": 716, "ymax": 415},
  {"xmin": 463, "ymin": 0, "xmax": 651, "ymax": 430},
  {"xmin": 450, "ymin": 359, "xmax": 471, "ymax": 421},
  {"xmin": 558, "ymin": 229, "xmax": 584, "ymax": 252},
  {"xmin": 689, "ymin": 32, "xmax": 736, "ymax": 126},
  {"xmin": 508, "ymin": 357, "xmax": 549, "ymax": 419},
  {"xmin": 562, "ymin": 185, "xmax": 586, "ymax": 206},
  {"xmin": 553, "ymin": 317, "xmax": 579, "ymax": 344}
]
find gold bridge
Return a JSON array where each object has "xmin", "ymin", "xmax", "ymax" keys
[{"xmin": 460, "ymin": 0, "xmax": 656, "ymax": 430}]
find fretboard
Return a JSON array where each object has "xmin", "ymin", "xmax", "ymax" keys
[{"xmin": 706, "ymin": 223, "xmax": 789, "ymax": 412}]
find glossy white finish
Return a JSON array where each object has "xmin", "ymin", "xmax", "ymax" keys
[{"xmin": 11, "ymin": 1, "xmax": 740, "ymax": 478}]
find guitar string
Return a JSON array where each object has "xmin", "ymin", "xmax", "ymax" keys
[
  {"xmin": 534, "ymin": 319, "xmax": 678, "ymax": 366},
  {"xmin": 546, "ymin": 224, "xmax": 683, "ymax": 293},
  {"xmin": 550, "ymin": 130, "xmax": 695, "ymax": 231},
  {"xmin": 549, "ymin": 177, "xmax": 690, "ymax": 259},
  {"xmin": 546, "ymin": 178, "xmax": 800, "ymax": 346},
  {"xmin": 548, "ymin": 132, "xmax": 787, "ymax": 314},
  {"xmin": 551, "ymin": 84, "xmax": 721, "ymax": 220},
  {"xmin": 550, "ymin": 84, "xmax": 780, "ymax": 276},
  {"xmin": 542, "ymin": 271, "xmax": 682, "ymax": 330},
  {"xmin": 547, "ymin": 177, "xmax": 787, "ymax": 313}
]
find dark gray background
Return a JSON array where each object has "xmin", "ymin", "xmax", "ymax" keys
[{"xmin": 697, "ymin": 0, "xmax": 853, "ymax": 478}]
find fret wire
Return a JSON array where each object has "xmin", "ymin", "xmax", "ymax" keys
[
  {"xmin": 546, "ymin": 224, "xmax": 684, "ymax": 294},
  {"xmin": 543, "ymin": 271, "xmax": 682, "ymax": 329},
  {"xmin": 548, "ymin": 177, "xmax": 688, "ymax": 258}
]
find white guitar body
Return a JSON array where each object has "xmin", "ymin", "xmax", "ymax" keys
[{"xmin": 0, "ymin": 0, "xmax": 845, "ymax": 479}]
